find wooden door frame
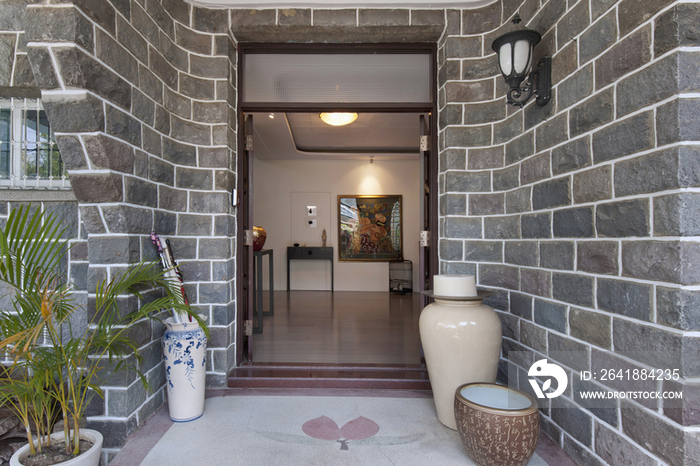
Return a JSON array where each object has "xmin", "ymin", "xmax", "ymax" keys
[{"xmin": 235, "ymin": 42, "xmax": 439, "ymax": 366}]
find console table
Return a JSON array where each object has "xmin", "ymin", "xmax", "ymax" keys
[{"xmin": 287, "ymin": 246, "xmax": 334, "ymax": 292}]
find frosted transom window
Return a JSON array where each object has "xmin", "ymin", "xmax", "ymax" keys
[{"xmin": 243, "ymin": 53, "xmax": 433, "ymax": 103}]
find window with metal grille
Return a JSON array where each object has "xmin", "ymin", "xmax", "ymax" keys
[{"xmin": 0, "ymin": 98, "xmax": 68, "ymax": 188}]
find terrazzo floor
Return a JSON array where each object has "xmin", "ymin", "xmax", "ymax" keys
[{"xmin": 110, "ymin": 390, "xmax": 577, "ymax": 466}]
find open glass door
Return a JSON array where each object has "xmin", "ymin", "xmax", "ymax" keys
[
  {"xmin": 237, "ymin": 114, "xmax": 255, "ymax": 362},
  {"xmin": 419, "ymin": 114, "xmax": 433, "ymax": 310}
]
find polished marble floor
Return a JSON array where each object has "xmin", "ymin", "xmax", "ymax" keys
[{"xmin": 251, "ymin": 291, "xmax": 422, "ymax": 365}]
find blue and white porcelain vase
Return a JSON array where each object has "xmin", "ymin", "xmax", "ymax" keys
[{"xmin": 162, "ymin": 317, "xmax": 207, "ymax": 422}]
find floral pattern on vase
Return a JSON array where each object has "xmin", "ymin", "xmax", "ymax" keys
[{"xmin": 162, "ymin": 318, "xmax": 207, "ymax": 422}]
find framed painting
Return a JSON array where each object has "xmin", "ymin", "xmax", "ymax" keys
[{"xmin": 338, "ymin": 195, "xmax": 403, "ymax": 262}]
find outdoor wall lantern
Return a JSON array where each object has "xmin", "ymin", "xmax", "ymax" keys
[{"xmin": 491, "ymin": 14, "xmax": 551, "ymax": 108}]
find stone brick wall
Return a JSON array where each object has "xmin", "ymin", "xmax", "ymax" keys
[
  {"xmin": 16, "ymin": 0, "xmax": 236, "ymax": 460},
  {"xmin": 0, "ymin": 0, "xmax": 39, "ymax": 97},
  {"xmin": 437, "ymin": 1, "xmax": 700, "ymax": 464}
]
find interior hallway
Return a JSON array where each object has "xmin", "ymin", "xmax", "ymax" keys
[{"xmin": 251, "ymin": 291, "xmax": 422, "ymax": 365}]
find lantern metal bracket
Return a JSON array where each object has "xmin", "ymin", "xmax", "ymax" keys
[{"xmin": 507, "ymin": 56, "xmax": 551, "ymax": 108}]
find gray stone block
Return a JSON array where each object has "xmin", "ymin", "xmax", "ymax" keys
[
  {"xmin": 618, "ymin": 0, "xmax": 674, "ymax": 37},
  {"xmin": 558, "ymin": 64, "xmax": 593, "ymax": 111},
  {"xmin": 358, "ymin": 9, "xmax": 409, "ymax": 26},
  {"xmin": 445, "ymin": 37, "xmax": 481, "ymax": 59},
  {"xmin": 657, "ymin": 287, "xmax": 700, "ymax": 331},
  {"xmin": 572, "ymin": 379, "xmax": 618, "ymax": 427},
  {"xmin": 145, "ymin": 0, "xmax": 174, "ymax": 37},
  {"xmin": 164, "ymin": 87, "xmax": 192, "ymax": 119},
  {"xmin": 71, "ymin": 174, "xmax": 123, "ymax": 203},
  {"xmin": 536, "ymin": 114, "xmax": 568, "ymax": 152},
  {"xmin": 88, "ymin": 236, "xmax": 140, "ymax": 265},
  {"xmin": 464, "ymin": 241, "xmax": 502, "ymax": 263},
  {"xmin": 107, "ymin": 382, "xmax": 147, "ymax": 418},
  {"xmin": 573, "ymin": 166, "xmax": 611, "ymax": 204},
  {"xmin": 621, "ymin": 400, "xmax": 687, "ymax": 466},
  {"xmin": 80, "ymin": 206, "xmax": 106, "ymax": 234},
  {"xmin": 552, "ymin": 136, "xmax": 591, "ymax": 176},
  {"xmin": 654, "ymin": 193, "xmax": 700, "ymax": 237},
  {"xmin": 199, "ymin": 238, "xmax": 231, "ymax": 260},
  {"xmin": 521, "ymin": 212, "xmax": 551, "ymax": 239},
  {"xmin": 83, "ymin": 134, "xmax": 135, "ymax": 174},
  {"xmin": 178, "ymin": 260, "xmax": 211, "ymax": 282},
  {"xmin": 595, "ymin": 26, "xmax": 652, "ymax": 89},
  {"xmin": 411, "ymin": 9, "xmax": 445, "ymax": 27},
  {"xmin": 312, "ymin": 9, "xmax": 356, "ymax": 26},
  {"xmin": 440, "ymin": 194, "xmax": 467, "ymax": 216},
  {"xmin": 175, "ymin": 23, "xmax": 211, "ymax": 56},
  {"xmin": 0, "ymin": 0, "xmax": 26, "ymax": 31},
  {"xmin": 591, "ymin": 350, "xmax": 657, "ymax": 409},
  {"xmin": 461, "ymin": 55, "xmax": 499, "ymax": 81},
  {"xmin": 552, "ymin": 396, "xmax": 593, "ymax": 447},
  {"xmin": 492, "ymin": 165, "xmax": 519, "ymax": 191},
  {"xmin": 440, "ymin": 149, "xmax": 466, "ymax": 171},
  {"xmin": 468, "ymin": 193, "xmax": 504, "ymax": 215},
  {"xmin": 462, "ymin": 2, "xmax": 500, "ymax": 34},
  {"xmin": 86, "ymin": 417, "xmax": 138, "ymax": 449},
  {"xmin": 529, "ymin": 0, "xmax": 566, "ymax": 36},
  {"xmin": 557, "ymin": 0, "xmax": 589, "ymax": 47},
  {"xmin": 593, "ymin": 111, "xmax": 654, "ymax": 164},
  {"xmin": 663, "ymin": 379, "xmax": 700, "ymax": 427},
  {"xmin": 549, "ymin": 333, "xmax": 590, "ymax": 372},
  {"xmin": 510, "ymin": 292, "xmax": 532, "ymax": 319},
  {"xmin": 494, "ymin": 112, "xmax": 523, "ymax": 145},
  {"xmin": 521, "ymin": 268, "xmax": 551, "ymax": 298},
  {"xmin": 464, "ymin": 100, "xmax": 505, "ymax": 125},
  {"xmin": 569, "ymin": 88, "xmax": 614, "ymax": 138},
  {"xmin": 498, "ymin": 311, "xmax": 519, "ymax": 341},
  {"xmin": 106, "ymin": 105, "xmax": 141, "ymax": 147},
  {"xmin": 96, "ymin": 29, "xmax": 138, "ymax": 85},
  {"xmin": 26, "ymin": 47, "xmax": 59, "ymax": 90},
  {"xmin": 439, "ymin": 103, "xmax": 461, "ymax": 127},
  {"xmin": 149, "ymin": 158, "xmax": 174, "ymax": 187},
  {"xmin": 24, "ymin": 6, "xmax": 94, "ymax": 50},
  {"xmin": 618, "ymin": 54, "xmax": 678, "ymax": 118},
  {"xmin": 505, "ymin": 187, "xmax": 531, "ymax": 214},
  {"xmin": 190, "ymin": 192, "xmax": 228, "ymax": 214},
  {"xmin": 552, "ymin": 272, "xmax": 594, "ymax": 307},
  {"xmin": 445, "ymin": 125, "xmax": 491, "ymax": 148},
  {"xmin": 553, "ymin": 41, "xmax": 577, "ymax": 86},
  {"xmin": 444, "ymin": 217, "xmax": 481, "ymax": 238},
  {"xmin": 171, "ymin": 115, "xmax": 211, "ymax": 145},
  {"xmin": 534, "ymin": 299, "xmax": 567, "ymax": 333},
  {"xmin": 657, "ymin": 98, "xmax": 700, "ymax": 146},
  {"xmin": 570, "ymin": 308, "xmax": 611, "ymax": 349},
  {"xmin": 176, "ymin": 168, "xmax": 213, "ymax": 190},
  {"xmin": 442, "ymin": 262, "xmax": 477, "ymax": 276},
  {"xmin": 154, "ymin": 211, "xmax": 176, "ymax": 236},
  {"xmin": 230, "ymin": 9, "xmax": 276, "ymax": 28},
  {"xmin": 504, "ymin": 241, "xmax": 538, "ymax": 267},
  {"xmin": 278, "ymin": 8, "xmax": 310, "ymax": 26},
  {"xmin": 577, "ymin": 241, "xmax": 618, "ymax": 275},
  {"xmin": 163, "ymin": 138, "xmax": 197, "ymax": 167},
  {"xmin": 180, "ymin": 74, "xmax": 215, "ymax": 101},
  {"xmin": 505, "ymin": 131, "xmax": 534, "ymax": 165},
  {"xmin": 595, "ymin": 421, "xmax": 658, "ymax": 466},
  {"xmin": 190, "ymin": 55, "xmax": 228, "ymax": 80},
  {"xmin": 125, "ymin": 176, "xmax": 157, "ymax": 209},
  {"xmin": 596, "ymin": 199, "xmax": 649, "ymax": 238},
  {"xmin": 623, "ymin": 240, "xmax": 700, "ymax": 285},
  {"xmin": 102, "ymin": 205, "xmax": 153, "ymax": 235},
  {"xmin": 484, "ymin": 216, "xmax": 520, "ymax": 239},
  {"xmin": 553, "ymin": 207, "xmax": 594, "ymax": 238},
  {"xmin": 532, "ymin": 177, "xmax": 570, "ymax": 210},
  {"xmin": 178, "ymin": 214, "xmax": 213, "ymax": 237},
  {"xmin": 445, "ymin": 171, "xmax": 490, "ymax": 192},
  {"xmin": 520, "ymin": 153, "xmax": 550, "ymax": 185},
  {"xmin": 468, "ymin": 146, "xmax": 504, "ymax": 170},
  {"xmin": 520, "ymin": 320, "xmax": 546, "ymax": 352},
  {"xmin": 478, "ymin": 264, "xmax": 519, "ymax": 290},
  {"xmin": 598, "ymin": 279, "xmax": 652, "ymax": 321},
  {"xmin": 159, "ymin": 186, "xmax": 187, "ymax": 212},
  {"xmin": 200, "ymin": 282, "xmax": 229, "ymax": 304},
  {"xmin": 439, "ymin": 239, "xmax": 463, "ymax": 261},
  {"xmin": 42, "ymin": 93, "xmax": 105, "ymax": 133},
  {"xmin": 579, "ymin": 7, "xmax": 617, "ymax": 64},
  {"xmin": 445, "ymin": 80, "xmax": 494, "ymax": 103},
  {"xmin": 55, "ymin": 135, "xmax": 87, "ymax": 171},
  {"xmin": 655, "ymin": 4, "xmax": 700, "ymax": 57}
]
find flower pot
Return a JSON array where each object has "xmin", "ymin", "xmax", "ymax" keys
[
  {"xmin": 454, "ymin": 383, "xmax": 540, "ymax": 466},
  {"xmin": 162, "ymin": 317, "xmax": 207, "ymax": 422},
  {"xmin": 10, "ymin": 429, "xmax": 103, "ymax": 466},
  {"xmin": 419, "ymin": 289, "xmax": 502, "ymax": 430}
]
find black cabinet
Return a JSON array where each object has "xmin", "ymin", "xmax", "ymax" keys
[{"xmin": 286, "ymin": 247, "xmax": 334, "ymax": 291}]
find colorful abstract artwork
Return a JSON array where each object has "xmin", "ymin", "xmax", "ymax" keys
[{"xmin": 338, "ymin": 195, "xmax": 403, "ymax": 262}]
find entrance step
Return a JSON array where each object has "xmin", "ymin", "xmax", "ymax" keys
[{"xmin": 228, "ymin": 363, "xmax": 431, "ymax": 390}]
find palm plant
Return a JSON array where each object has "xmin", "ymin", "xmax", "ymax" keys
[{"xmin": 0, "ymin": 205, "xmax": 205, "ymax": 459}]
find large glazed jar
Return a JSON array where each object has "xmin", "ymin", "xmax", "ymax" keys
[
  {"xmin": 419, "ymin": 275, "xmax": 502, "ymax": 430},
  {"xmin": 162, "ymin": 317, "xmax": 207, "ymax": 422}
]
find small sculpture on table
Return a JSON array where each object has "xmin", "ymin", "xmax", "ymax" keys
[{"xmin": 322, "ymin": 229, "xmax": 327, "ymax": 247}]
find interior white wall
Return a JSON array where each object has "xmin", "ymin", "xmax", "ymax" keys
[{"xmin": 253, "ymin": 156, "xmax": 421, "ymax": 292}]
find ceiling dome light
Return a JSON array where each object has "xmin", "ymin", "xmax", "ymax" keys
[{"xmin": 319, "ymin": 112, "xmax": 358, "ymax": 126}]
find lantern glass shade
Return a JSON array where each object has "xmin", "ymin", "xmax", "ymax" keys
[
  {"xmin": 513, "ymin": 39, "xmax": 533, "ymax": 75},
  {"xmin": 492, "ymin": 29, "xmax": 541, "ymax": 87}
]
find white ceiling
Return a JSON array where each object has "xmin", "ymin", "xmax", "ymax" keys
[
  {"xmin": 188, "ymin": 0, "xmax": 495, "ymax": 8},
  {"xmin": 253, "ymin": 113, "xmax": 425, "ymax": 160}
]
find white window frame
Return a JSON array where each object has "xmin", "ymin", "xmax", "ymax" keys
[{"xmin": 0, "ymin": 97, "xmax": 69, "ymax": 188}]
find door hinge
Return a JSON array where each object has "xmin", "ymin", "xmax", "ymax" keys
[
  {"xmin": 420, "ymin": 231, "xmax": 430, "ymax": 247},
  {"xmin": 245, "ymin": 135, "xmax": 254, "ymax": 151},
  {"xmin": 420, "ymin": 135, "xmax": 430, "ymax": 152},
  {"xmin": 245, "ymin": 320, "xmax": 253, "ymax": 336},
  {"xmin": 244, "ymin": 229, "xmax": 254, "ymax": 246}
]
